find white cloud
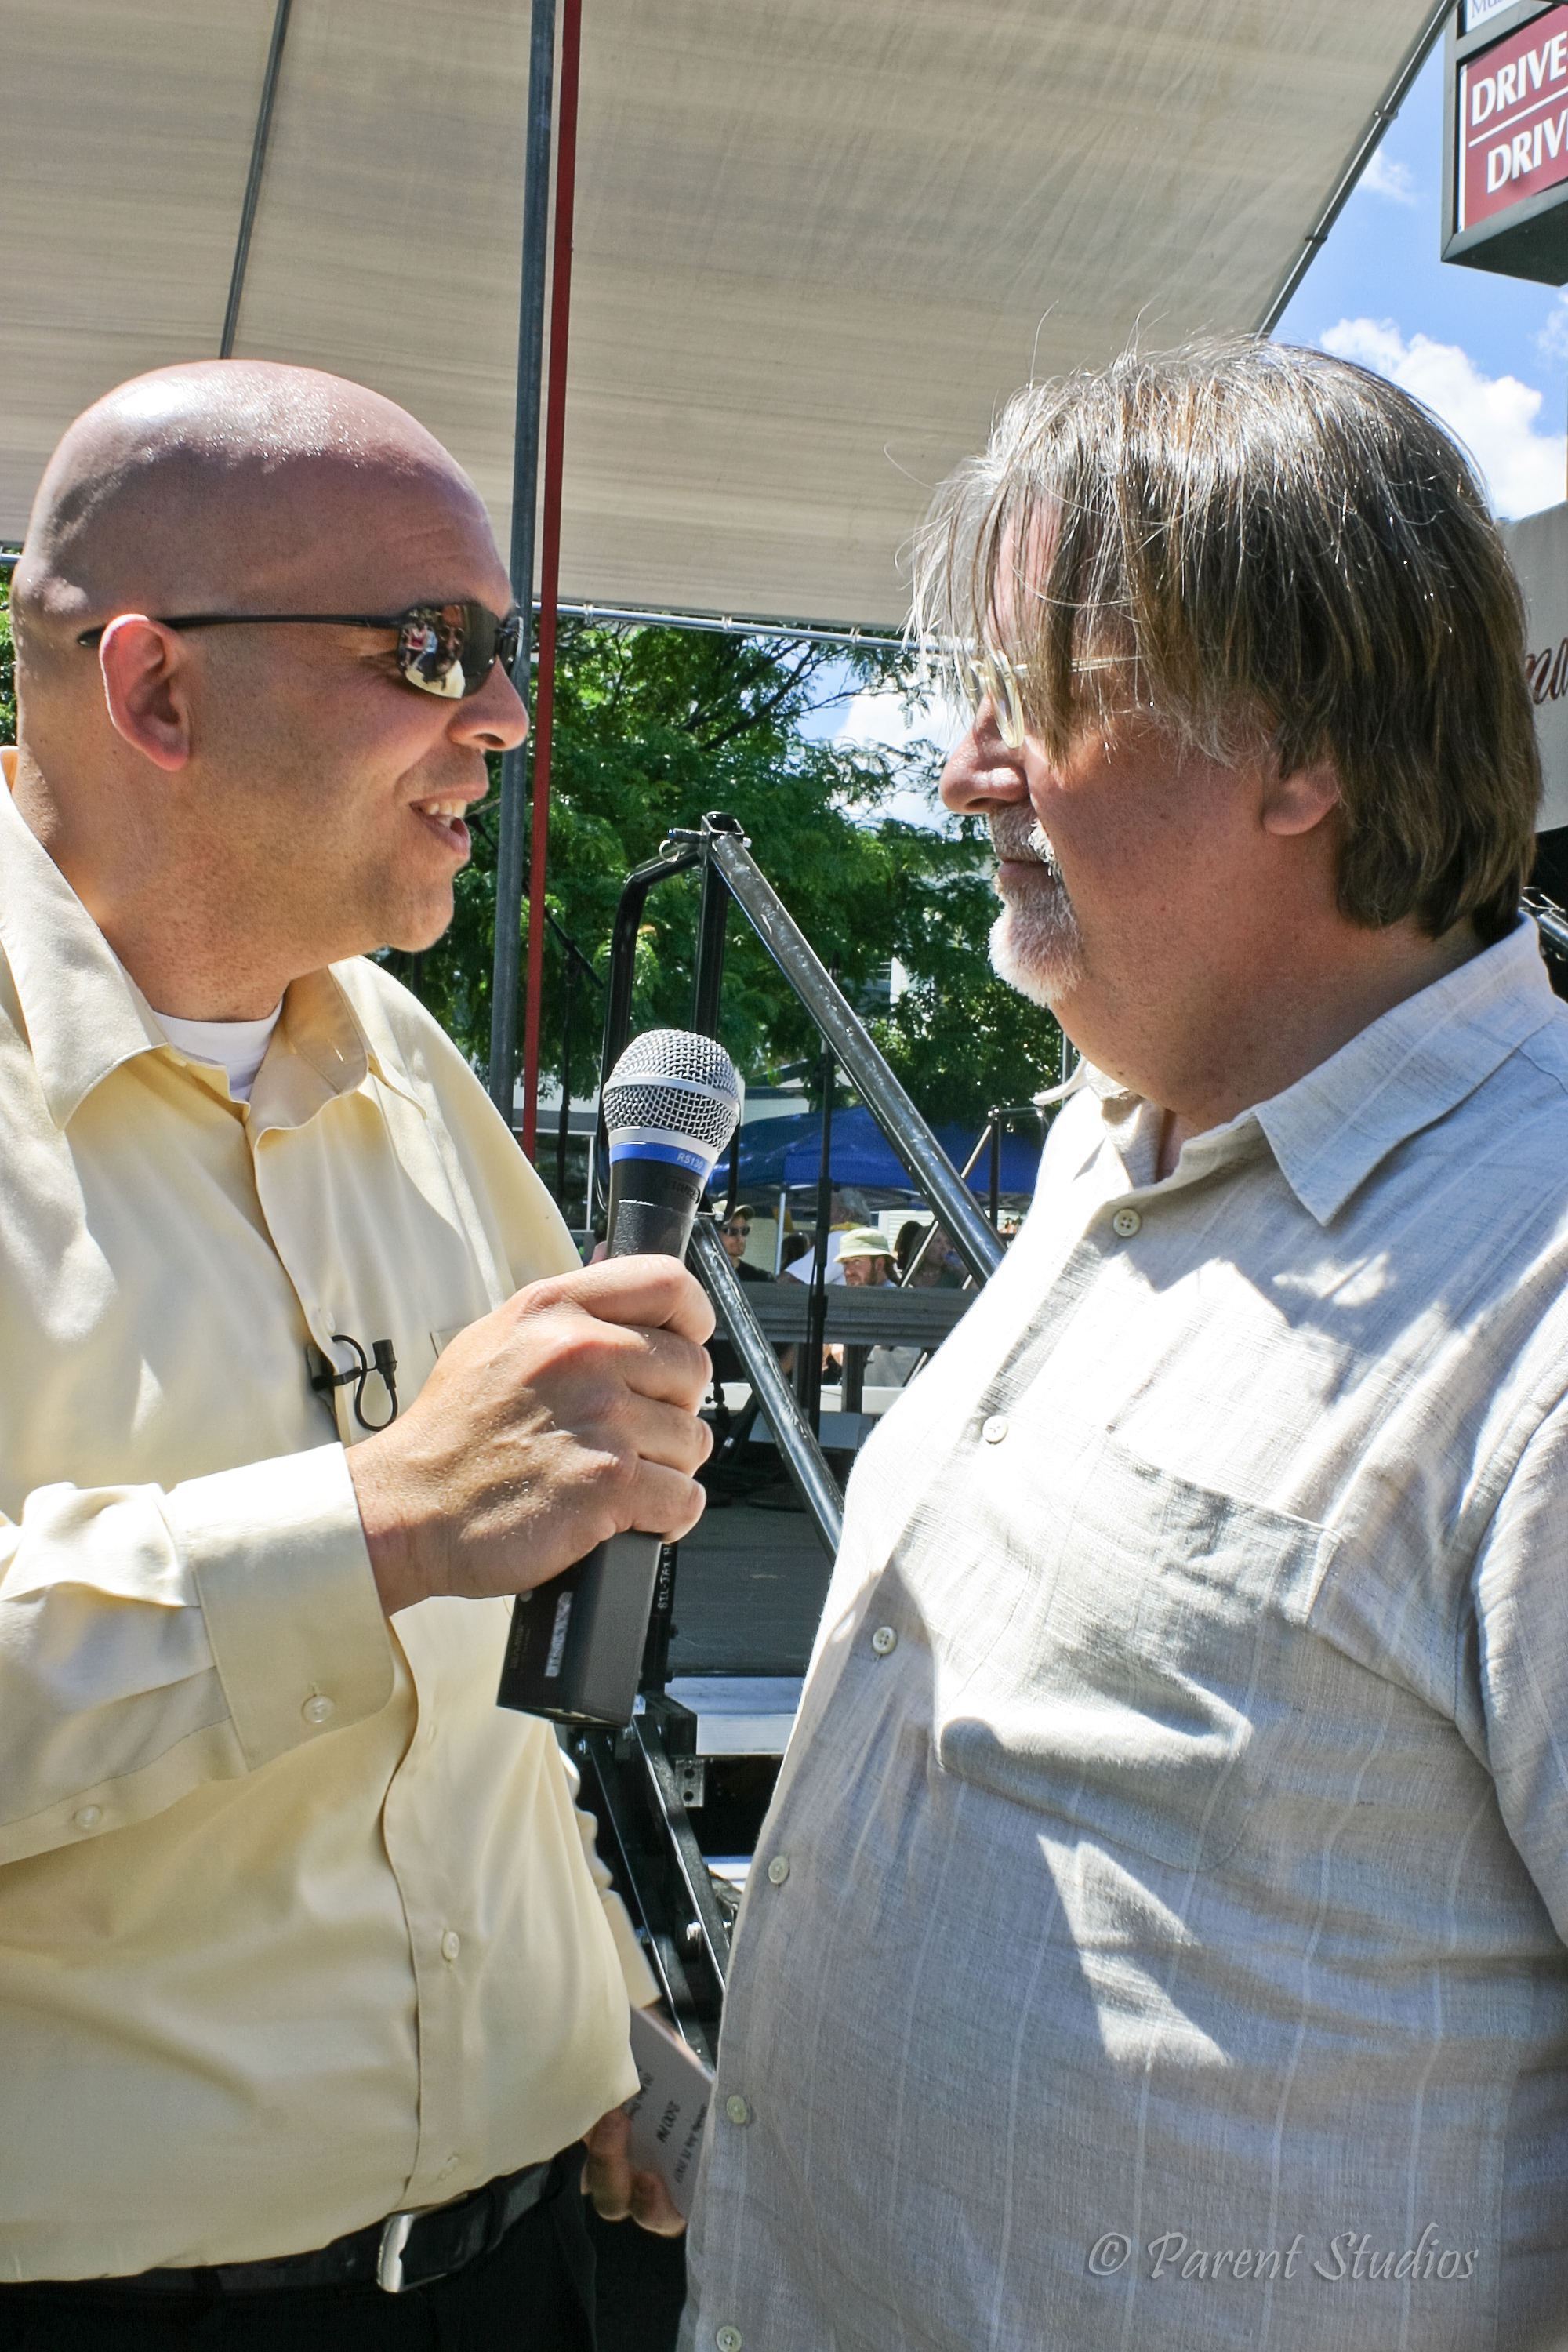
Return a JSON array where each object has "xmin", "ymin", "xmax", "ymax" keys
[
  {"xmin": 1540, "ymin": 299, "xmax": 1568, "ymax": 365},
  {"xmin": 1320, "ymin": 317, "xmax": 1566, "ymax": 519},
  {"xmin": 836, "ymin": 684, "xmax": 964, "ymax": 757},
  {"xmin": 834, "ymin": 685, "xmax": 963, "ymax": 829},
  {"xmin": 1359, "ymin": 149, "xmax": 1418, "ymax": 207}
]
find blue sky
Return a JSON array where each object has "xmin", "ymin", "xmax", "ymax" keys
[{"xmin": 1276, "ymin": 38, "xmax": 1568, "ymax": 517}]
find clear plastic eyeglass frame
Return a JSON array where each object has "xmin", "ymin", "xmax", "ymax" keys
[{"xmin": 957, "ymin": 645, "xmax": 1030, "ymax": 750}]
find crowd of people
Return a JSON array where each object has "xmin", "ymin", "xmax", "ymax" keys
[{"xmin": 706, "ymin": 1196, "xmax": 979, "ymax": 1404}]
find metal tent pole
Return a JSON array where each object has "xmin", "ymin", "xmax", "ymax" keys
[
  {"xmin": 520, "ymin": 0, "xmax": 583, "ymax": 1160},
  {"xmin": 556, "ymin": 958, "xmax": 576, "ymax": 1205},
  {"xmin": 488, "ymin": 0, "xmax": 557, "ymax": 1132},
  {"xmin": 220, "ymin": 0, "xmax": 292, "ymax": 358},
  {"xmin": 800, "ymin": 1029, "xmax": 835, "ymax": 1436}
]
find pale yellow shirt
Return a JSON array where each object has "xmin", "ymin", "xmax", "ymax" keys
[{"xmin": 0, "ymin": 758, "xmax": 642, "ymax": 2280}]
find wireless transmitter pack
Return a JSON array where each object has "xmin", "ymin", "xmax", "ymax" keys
[{"xmin": 496, "ymin": 1027, "xmax": 742, "ymax": 1729}]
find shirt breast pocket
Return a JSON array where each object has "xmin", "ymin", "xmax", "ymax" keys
[{"xmin": 930, "ymin": 1424, "xmax": 1339, "ymax": 1875}]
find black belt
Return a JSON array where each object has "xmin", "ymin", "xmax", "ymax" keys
[{"xmin": 65, "ymin": 2155, "xmax": 561, "ymax": 2299}]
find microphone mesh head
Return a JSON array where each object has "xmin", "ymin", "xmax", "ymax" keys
[{"xmin": 604, "ymin": 1029, "xmax": 742, "ymax": 1155}]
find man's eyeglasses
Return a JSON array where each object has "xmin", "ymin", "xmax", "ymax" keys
[
  {"xmin": 75, "ymin": 601, "xmax": 523, "ymax": 702},
  {"xmin": 958, "ymin": 645, "xmax": 1031, "ymax": 751},
  {"xmin": 721, "ymin": 1222, "xmax": 751, "ymax": 1238}
]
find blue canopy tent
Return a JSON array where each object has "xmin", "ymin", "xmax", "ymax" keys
[{"xmin": 736, "ymin": 1106, "xmax": 1042, "ymax": 1198}]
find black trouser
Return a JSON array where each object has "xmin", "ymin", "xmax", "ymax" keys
[{"xmin": 0, "ymin": 2165, "xmax": 595, "ymax": 2352}]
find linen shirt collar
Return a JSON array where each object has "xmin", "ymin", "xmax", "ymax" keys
[
  {"xmin": 1088, "ymin": 917, "xmax": 1561, "ymax": 1226},
  {"xmin": 0, "ymin": 754, "xmax": 416, "ymax": 1130}
]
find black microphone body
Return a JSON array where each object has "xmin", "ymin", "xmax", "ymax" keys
[
  {"xmin": 601, "ymin": 1152, "xmax": 705, "ymax": 1261},
  {"xmin": 497, "ymin": 1031, "xmax": 740, "ymax": 1728}
]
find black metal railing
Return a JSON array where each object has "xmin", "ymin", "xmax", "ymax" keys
[
  {"xmin": 593, "ymin": 810, "xmax": 1006, "ymax": 1557},
  {"xmin": 596, "ymin": 813, "xmax": 1005, "ymax": 1285}
]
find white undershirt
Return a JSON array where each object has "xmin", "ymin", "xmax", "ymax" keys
[{"xmin": 154, "ymin": 1003, "xmax": 284, "ymax": 1104}]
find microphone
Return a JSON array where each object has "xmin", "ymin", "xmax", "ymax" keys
[
  {"xmin": 601, "ymin": 1028, "xmax": 745, "ymax": 1260},
  {"xmin": 497, "ymin": 1029, "xmax": 742, "ymax": 1727}
]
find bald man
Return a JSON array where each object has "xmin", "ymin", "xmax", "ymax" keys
[{"xmin": 0, "ymin": 362, "xmax": 705, "ymax": 2347}]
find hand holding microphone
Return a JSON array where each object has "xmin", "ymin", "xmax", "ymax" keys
[
  {"xmin": 497, "ymin": 1029, "xmax": 742, "ymax": 1722},
  {"xmin": 346, "ymin": 1255, "xmax": 716, "ymax": 1618},
  {"xmin": 346, "ymin": 1029, "xmax": 741, "ymax": 1722}
]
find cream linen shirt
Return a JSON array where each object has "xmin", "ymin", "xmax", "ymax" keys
[
  {"xmin": 0, "ymin": 760, "xmax": 641, "ymax": 2279},
  {"xmin": 686, "ymin": 920, "xmax": 1568, "ymax": 2352}
]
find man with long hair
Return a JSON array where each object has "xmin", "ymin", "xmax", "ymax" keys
[{"xmin": 684, "ymin": 341, "xmax": 1566, "ymax": 2351}]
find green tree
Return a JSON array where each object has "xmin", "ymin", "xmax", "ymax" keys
[{"xmin": 395, "ymin": 619, "xmax": 1064, "ymax": 1130}]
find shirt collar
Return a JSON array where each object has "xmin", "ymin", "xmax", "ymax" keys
[
  {"xmin": 0, "ymin": 753, "xmax": 416, "ymax": 1131},
  {"xmin": 1254, "ymin": 919, "xmax": 1559, "ymax": 1223},
  {"xmin": 0, "ymin": 757, "xmax": 167, "ymax": 1127},
  {"xmin": 1085, "ymin": 918, "xmax": 1561, "ymax": 1226}
]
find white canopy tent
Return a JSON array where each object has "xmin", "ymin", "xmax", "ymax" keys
[{"xmin": 8, "ymin": 0, "xmax": 1446, "ymax": 630}]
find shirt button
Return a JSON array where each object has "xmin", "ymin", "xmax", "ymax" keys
[
  {"xmin": 724, "ymin": 2093, "xmax": 751, "ymax": 2126},
  {"xmin": 441, "ymin": 1929, "xmax": 462, "ymax": 1962},
  {"xmin": 982, "ymin": 1414, "xmax": 1009, "ymax": 1444},
  {"xmin": 74, "ymin": 1805, "xmax": 102, "ymax": 1831},
  {"xmin": 766, "ymin": 1855, "xmax": 790, "ymax": 1886},
  {"xmin": 871, "ymin": 1624, "xmax": 898, "ymax": 1657},
  {"xmin": 302, "ymin": 1693, "xmax": 336, "ymax": 1725},
  {"xmin": 1112, "ymin": 1207, "xmax": 1142, "ymax": 1238},
  {"xmin": 717, "ymin": 2330, "xmax": 744, "ymax": 2352}
]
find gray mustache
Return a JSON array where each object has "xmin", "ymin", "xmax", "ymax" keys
[
  {"xmin": 988, "ymin": 815, "xmax": 1065, "ymax": 887},
  {"xmin": 1027, "ymin": 820, "xmax": 1064, "ymax": 881}
]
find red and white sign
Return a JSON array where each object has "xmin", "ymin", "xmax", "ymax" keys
[{"xmin": 1459, "ymin": 9, "xmax": 1568, "ymax": 230}]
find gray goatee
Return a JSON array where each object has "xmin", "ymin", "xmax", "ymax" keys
[{"xmin": 989, "ymin": 818, "xmax": 1083, "ymax": 1007}]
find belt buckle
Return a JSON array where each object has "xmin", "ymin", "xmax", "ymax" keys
[{"xmin": 377, "ymin": 2211, "xmax": 416, "ymax": 2294}]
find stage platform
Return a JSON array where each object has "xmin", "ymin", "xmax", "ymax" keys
[{"xmin": 666, "ymin": 1498, "xmax": 833, "ymax": 1679}]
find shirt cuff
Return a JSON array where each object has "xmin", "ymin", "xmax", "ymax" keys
[{"xmin": 170, "ymin": 1445, "xmax": 394, "ymax": 1768}]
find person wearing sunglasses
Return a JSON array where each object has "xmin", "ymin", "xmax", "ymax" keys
[
  {"xmin": 717, "ymin": 1207, "xmax": 770, "ymax": 1283},
  {"xmin": 705, "ymin": 1209, "xmax": 774, "ymax": 1401},
  {"xmin": 0, "ymin": 360, "xmax": 703, "ymax": 2347}
]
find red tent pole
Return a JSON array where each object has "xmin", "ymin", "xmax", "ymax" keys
[{"xmin": 521, "ymin": 0, "xmax": 582, "ymax": 1161}]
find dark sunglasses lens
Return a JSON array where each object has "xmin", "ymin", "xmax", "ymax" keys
[
  {"xmin": 396, "ymin": 604, "xmax": 519, "ymax": 700},
  {"xmin": 397, "ymin": 605, "xmax": 473, "ymax": 699}
]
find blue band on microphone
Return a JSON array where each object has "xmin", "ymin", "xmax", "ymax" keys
[{"xmin": 608, "ymin": 1135, "xmax": 715, "ymax": 1180}]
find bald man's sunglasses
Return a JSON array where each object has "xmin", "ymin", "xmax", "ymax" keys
[{"xmin": 75, "ymin": 601, "xmax": 522, "ymax": 702}]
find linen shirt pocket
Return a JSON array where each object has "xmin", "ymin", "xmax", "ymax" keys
[{"xmin": 926, "ymin": 1421, "xmax": 1340, "ymax": 1875}]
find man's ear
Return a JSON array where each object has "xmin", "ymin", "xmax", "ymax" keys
[
  {"xmin": 1259, "ymin": 755, "xmax": 1340, "ymax": 839},
  {"xmin": 97, "ymin": 617, "xmax": 194, "ymax": 773}
]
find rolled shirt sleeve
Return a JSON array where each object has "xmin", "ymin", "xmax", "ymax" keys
[{"xmin": 0, "ymin": 1443, "xmax": 394, "ymax": 1865}]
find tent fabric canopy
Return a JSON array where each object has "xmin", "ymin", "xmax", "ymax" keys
[
  {"xmin": 7, "ymin": 1, "xmax": 1437, "ymax": 629},
  {"xmin": 738, "ymin": 1105, "xmax": 1043, "ymax": 1196}
]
